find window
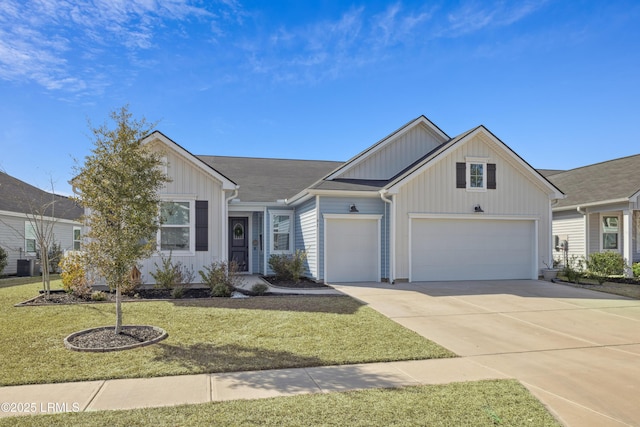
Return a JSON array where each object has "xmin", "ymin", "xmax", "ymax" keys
[
  {"xmin": 73, "ymin": 227, "xmax": 81, "ymax": 250},
  {"xmin": 25, "ymin": 223, "xmax": 36, "ymax": 254},
  {"xmin": 271, "ymin": 212, "xmax": 292, "ymax": 253},
  {"xmin": 602, "ymin": 215, "xmax": 619, "ymax": 250},
  {"xmin": 159, "ymin": 201, "xmax": 192, "ymax": 252},
  {"xmin": 456, "ymin": 159, "xmax": 495, "ymax": 191},
  {"xmin": 469, "ymin": 163, "xmax": 484, "ymax": 189}
]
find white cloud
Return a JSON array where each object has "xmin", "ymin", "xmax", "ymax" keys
[{"xmin": 0, "ymin": 0, "xmax": 233, "ymax": 97}]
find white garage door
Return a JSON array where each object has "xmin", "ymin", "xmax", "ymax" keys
[
  {"xmin": 411, "ymin": 218, "xmax": 535, "ymax": 281},
  {"xmin": 325, "ymin": 217, "xmax": 379, "ymax": 282}
]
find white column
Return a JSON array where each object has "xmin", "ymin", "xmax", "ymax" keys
[{"xmin": 623, "ymin": 209, "xmax": 632, "ymax": 277}]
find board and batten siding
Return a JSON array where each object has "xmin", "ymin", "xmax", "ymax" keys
[
  {"xmin": 393, "ymin": 133, "xmax": 553, "ymax": 280},
  {"xmin": 140, "ymin": 142, "xmax": 226, "ymax": 285},
  {"xmin": 337, "ymin": 125, "xmax": 446, "ymax": 180},
  {"xmin": 317, "ymin": 196, "xmax": 388, "ymax": 281},
  {"xmin": 295, "ymin": 198, "xmax": 318, "ymax": 279},
  {"xmin": 552, "ymin": 211, "xmax": 586, "ymax": 261}
]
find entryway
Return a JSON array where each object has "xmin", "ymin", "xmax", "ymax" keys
[{"xmin": 229, "ymin": 217, "xmax": 248, "ymax": 272}]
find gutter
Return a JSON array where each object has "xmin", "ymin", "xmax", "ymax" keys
[{"xmin": 379, "ymin": 190, "xmax": 395, "ymax": 284}]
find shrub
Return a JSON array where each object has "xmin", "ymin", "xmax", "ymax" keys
[
  {"xmin": 199, "ymin": 261, "xmax": 239, "ymax": 297},
  {"xmin": 0, "ymin": 246, "xmax": 7, "ymax": 276},
  {"xmin": 268, "ymin": 250, "xmax": 307, "ymax": 283},
  {"xmin": 586, "ymin": 252, "xmax": 627, "ymax": 284},
  {"xmin": 59, "ymin": 252, "xmax": 92, "ymax": 298},
  {"xmin": 48, "ymin": 242, "xmax": 63, "ymax": 274},
  {"xmin": 171, "ymin": 286, "xmax": 186, "ymax": 299},
  {"xmin": 91, "ymin": 290, "xmax": 107, "ymax": 301},
  {"xmin": 251, "ymin": 283, "xmax": 269, "ymax": 295},
  {"xmin": 563, "ymin": 255, "xmax": 586, "ymax": 284},
  {"xmin": 150, "ymin": 253, "xmax": 194, "ymax": 290},
  {"xmin": 633, "ymin": 262, "xmax": 640, "ymax": 278},
  {"xmin": 120, "ymin": 266, "xmax": 143, "ymax": 296}
]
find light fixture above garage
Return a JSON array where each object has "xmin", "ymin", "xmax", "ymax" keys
[
  {"xmin": 474, "ymin": 204, "xmax": 484, "ymax": 213},
  {"xmin": 349, "ymin": 204, "xmax": 359, "ymax": 213}
]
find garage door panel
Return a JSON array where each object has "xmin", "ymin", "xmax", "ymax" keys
[
  {"xmin": 326, "ymin": 218, "xmax": 379, "ymax": 282},
  {"xmin": 411, "ymin": 219, "xmax": 534, "ymax": 281}
]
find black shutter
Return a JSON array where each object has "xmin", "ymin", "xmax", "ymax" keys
[
  {"xmin": 456, "ymin": 163, "xmax": 466, "ymax": 188},
  {"xmin": 195, "ymin": 200, "xmax": 208, "ymax": 252},
  {"xmin": 487, "ymin": 163, "xmax": 496, "ymax": 189}
]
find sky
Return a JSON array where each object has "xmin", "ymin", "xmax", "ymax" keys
[{"xmin": 1, "ymin": 0, "xmax": 639, "ymax": 196}]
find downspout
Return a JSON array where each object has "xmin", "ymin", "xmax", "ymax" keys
[
  {"xmin": 380, "ymin": 190, "xmax": 394, "ymax": 284},
  {"xmin": 223, "ymin": 187, "xmax": 239, "ymax": 262}
]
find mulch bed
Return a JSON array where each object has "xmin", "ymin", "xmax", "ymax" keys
[
  {"xmin": 261, "ymin": 276, "xmax": 329, "ymax": 289},
  {"xmin": 66, "ymin": 326, "xmax": 164, "ymax": 349},
  {"xmin": 19, "ymin": 288, "xmax": 213, "ymax": 306}
]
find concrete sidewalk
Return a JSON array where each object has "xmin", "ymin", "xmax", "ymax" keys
[{"xmin": 0, "ymin": 358, "xmax": 505, "ymax": 417}]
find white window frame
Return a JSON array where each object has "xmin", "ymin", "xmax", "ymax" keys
[
  {"xmin": 270, "ymin": 210, "xmax": 294, "ymax": 254},
  {"xmin": 73, "ymin": 226, "xmax": 82, "ymax": 251},
  {"xmin": 600, "ymin": 213, "xmax": 621, "ymax": 252},
  {"xmin": 25, "ymin": 222, "xmax": 37, "ymax": 255},
  {"xmin": 465, "ymin": 157, "xmax": 488, "ymax": 192},
  {"xmin": 158, "ymin": 197, "xmax": 196, "ymax": 255}
]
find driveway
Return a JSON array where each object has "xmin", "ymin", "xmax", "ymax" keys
[{"xmin": 331, "ymin": 280, "xmax": 640, "ymax": 427}]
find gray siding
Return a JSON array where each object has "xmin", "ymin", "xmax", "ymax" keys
[
  {"xmin": 295, "ymin": 198, "xmax": 317, "ymax": 279},
  {"xmin": 552, "ymin": 210, "xmax": 586, "ymax": 262},
  {"xmin": 317, "ymin": 196, "xmax": 387, "ymax": 281},
  {"xmin": 0, "ymin": 212, "xmax": 79, "ymax": 275}
]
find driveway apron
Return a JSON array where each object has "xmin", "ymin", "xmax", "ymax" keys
[{"xmin": 331, "ymin": 280, "xmax": 640, "ymax": 427}]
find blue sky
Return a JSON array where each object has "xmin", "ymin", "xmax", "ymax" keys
[{"xmin": 1, "ymin": 0, "xmax": 639, "ymax": 196}]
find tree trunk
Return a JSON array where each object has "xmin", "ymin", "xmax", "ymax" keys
[
  {"xmin": 115, "ymin": 285, "xmax": 122, "ymax": 334},
  {"xmin": 41, "ymin": 248, "xmax": 50, "ymax": 297}
]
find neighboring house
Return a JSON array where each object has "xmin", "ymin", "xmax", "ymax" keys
[
  {"xmin": 133, "ymin": 115, "xmax": 563, "ymax": 284},
  {"xmin": 0, "ymin": 172, "xmax": 83, "ymax": 276},
  {"xmin": 542, "ymin": 154, "xmax": 640, "ymax": 269}
]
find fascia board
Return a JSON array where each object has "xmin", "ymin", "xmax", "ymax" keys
[
  {"xmin": 0, "ymin": 209, "xmax": 81, "ymax": 225},
  {"xmin": 142, "ymin": 132, "xmax": 238, "ymax": 191},
  {"xmin": 553, "ymin": 198, "xmax": 632, "ymax": 212},
  {"xmin": 325, "ymin": 116, "xmax": 448, "ymax": 181},
  {"xmin": 386, "ymin": 126, "xmax": 565, "ymax": 199}
]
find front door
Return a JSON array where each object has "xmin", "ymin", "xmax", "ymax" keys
[{"xmin": 229, "ymin": 217, "xmax": 248, "ymax": 272}]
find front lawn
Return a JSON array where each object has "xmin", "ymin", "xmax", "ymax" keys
[
  {"xmin": 0, "ymin": 380, "xmax": 561, "ymax": 427},
  {"xmin": 0, "ymin": 281, "xmax": 454, "ymax": 386}
]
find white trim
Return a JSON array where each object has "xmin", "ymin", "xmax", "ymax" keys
[
  {"xmin": 386, "ymin": 127, "xmax": 564, "ymax": 199},
  {"xmin": 465, "ymin": 159, "xmax": 487, "ymax": 192},
  {"xmin": 142, "ymin": 132, "xmax": 237, "ymax": 191},
  {"xmin": 323, "ymin": 214, "xmax": 382, "ymax": 283},
  {"xmin": 158, "ymin": 198, "xmax": 195, "ymax": 256},
  {"xmin": 270, "ymin": 210, "xmax": 295, "ymax": 254},
  {"xmin": 73, "ymin": 226, "xmax": 82, "ymax": 251},
  {"xmin": 599, "ymin": 212, "xmax": 622, "ymax": 252},
  {"xmin": 314, "ymin": 195, "xmax": 320, "ymax": 279},
  {"xmin": 408, "ymin": 214, "xmax": 539, "ymax": 282},
  {"xmin": 408, "ymin": 213, "xmax": 540, "ymax": 221},
  {"xmin": 0, "ymin": 209, "xmax": 80, "ymax": 225},
  {"xmin": 325, "ymin": 117, "xmax": 448, "ymax": 181}
]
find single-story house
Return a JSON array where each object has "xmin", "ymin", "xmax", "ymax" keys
[
  {"xmin": 0, "ymin": 172, "xmax": 83, "ymax": 276},
  {"xmin": 133, "ymin": 115, "xmax": 563, "ymax": 284},
  {"xmin": 542, "ymin": 154, "xmax": 640, "ymax": 269}
]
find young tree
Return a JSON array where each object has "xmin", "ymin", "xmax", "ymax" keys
[{"xmin": 74, "ymin": 105, "xmax": 170, "ymax": 334}]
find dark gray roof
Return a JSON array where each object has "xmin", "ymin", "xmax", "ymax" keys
[
  {"xmin": 0, "ymin": 172, "xmax": 82, "ymax": 220},
  {"xmin": 198, "ymin": 156, "xmax": 343, "ymax": 202},
  {"xmin": 545, "ymin": 154, "xmax": 640, "ymax": 209}
]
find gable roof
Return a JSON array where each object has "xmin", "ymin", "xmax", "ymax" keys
[
  {"xmin": 384, "ymin": 125, "xmax": 563, "ymax": 198},
  {"xmin": 545, "ymin": 153, "xmax": 640, "ymax": 209},
  {"xmin": 326, "ymin": 116, "xmax": 449, "ymax": 181},
  {"xmin": 142, "ymin": 131, "xmax": 238, "ymax": 191},
  {"xmin": 0, "ymin": 172, "xmax": 82, "ymax": 220},
  {"xmin": 198, "ymin": 156, "xmax": 343, "ymax": 202}
]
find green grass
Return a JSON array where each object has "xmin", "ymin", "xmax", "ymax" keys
[
  {"xmin": 0, "ymin": 281, "xmax": 454, "ymax": 386},
  {"xmin": 0, "ymin": 380, "xmax": 560, "ymax": 427}
]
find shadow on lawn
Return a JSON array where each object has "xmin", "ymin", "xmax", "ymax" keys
[
  {"xmin": 153, "ymin": 342, "xmax": 326, "ymax": 372},
  {"xmin": 168, "ymin": 295, "xmax": 363, "ymax": 314}
]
